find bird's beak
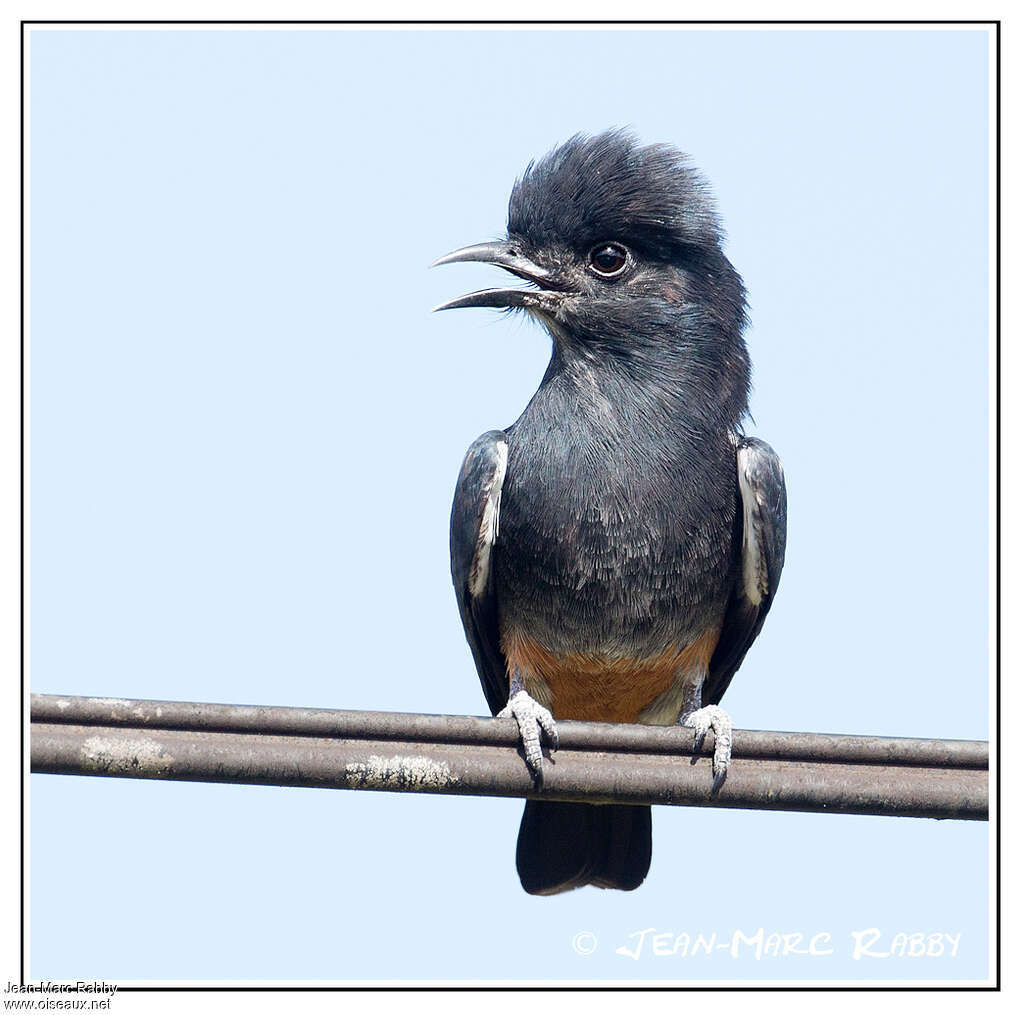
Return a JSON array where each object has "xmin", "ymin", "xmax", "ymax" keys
[{"xmin": 431, "ymin": 241, "xmax": 567, "ymax": 313}]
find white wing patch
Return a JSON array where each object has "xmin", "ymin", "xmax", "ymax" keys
[
  {"xmin": 737, "ymin": 444, "xmax": 768, "ymax": 606},
  {"xmin": 468, "ymin": 439, "xmax": 508, "ymax": 599}
]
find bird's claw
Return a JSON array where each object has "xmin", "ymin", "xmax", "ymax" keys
[
  {"xmin": 499, "ymin": 690, "xmax": 558, "ymax": 780},
  {"xmin": 681, "ymin": 704, "xmax": 732, "ymax": 792}
]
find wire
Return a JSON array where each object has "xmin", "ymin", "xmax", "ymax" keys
[{"xmin": 30, "ymin": 694, "xmax": 988, "ymax": 820}]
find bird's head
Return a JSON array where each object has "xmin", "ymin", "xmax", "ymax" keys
[{"xmin": 435, "ymin": 130, "xmax": 750, "ymax": 416}]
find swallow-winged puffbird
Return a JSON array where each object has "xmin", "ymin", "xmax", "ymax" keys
[{"xmin": 436, "ymin": 130, "xmax": 786, "ymax": 895}]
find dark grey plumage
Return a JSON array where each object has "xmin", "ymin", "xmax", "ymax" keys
[
  {"xmin": 706, "ymin": 437, "xmax": 788, "ymax": 706},
  {"xmin": 450, "ymin": 431, "xmax": 508, "ymax": 716},
  {"xmin": 443, "ymin": 130, "xmax": 786, "ymax": 895}
]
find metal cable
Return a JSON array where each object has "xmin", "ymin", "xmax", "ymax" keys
[{"xmin": 30, "ymin": 693, "xmax": 988, "ymax": 820}]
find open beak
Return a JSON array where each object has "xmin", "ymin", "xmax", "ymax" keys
[{"xmin": 431, "ymin": 241, "xmax": 568, "ymax": 313}]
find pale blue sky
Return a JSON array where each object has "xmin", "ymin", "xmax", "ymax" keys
[{"xmin": 30, "ymin": 27, "xmax": 990, "ymax": 982}]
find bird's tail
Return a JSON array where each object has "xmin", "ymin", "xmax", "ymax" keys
[{"xmin": 515, "ymin": 800, "xmax": 652, "ymax": 895}]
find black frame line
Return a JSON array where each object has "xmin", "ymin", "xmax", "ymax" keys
[{"xmin": 19, "ymin": 19, "xmax": 1003, "ymax": 995}]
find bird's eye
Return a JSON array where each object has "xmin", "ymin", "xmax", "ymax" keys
[{"xmin": 588, "ymin": 243, "xmax": 629, "ymax": 277}]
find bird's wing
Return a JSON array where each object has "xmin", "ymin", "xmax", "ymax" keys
[
  {"xmin": 450, "ymin": 430, "xmax": 510, "ymax": 716},
  {"xmin": 705, "ymin": 437, "xmax": 787, "ymax": 706}
]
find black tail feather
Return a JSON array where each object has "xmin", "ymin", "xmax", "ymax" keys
[{"xmin": 515, "ymin": 801, "xmax": 652, "ymax": 896}]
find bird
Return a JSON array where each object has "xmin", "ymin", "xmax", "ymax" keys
[{"xmin": 435, "ymin": 130, "xmax": 786, "ymax": 896}]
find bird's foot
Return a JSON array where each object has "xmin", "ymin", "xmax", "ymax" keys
[
  {"xmin": 499, "ymin": 690, "xmax": 559, "ymax": 781},
  {"xmin": 680, "ymin": 704, "xmax": 732, "ymax": 792}
]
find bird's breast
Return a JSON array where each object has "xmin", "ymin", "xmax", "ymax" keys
[{"xmin": 494, "ymin": 426, "xmax": 738, "ymax": 660}]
